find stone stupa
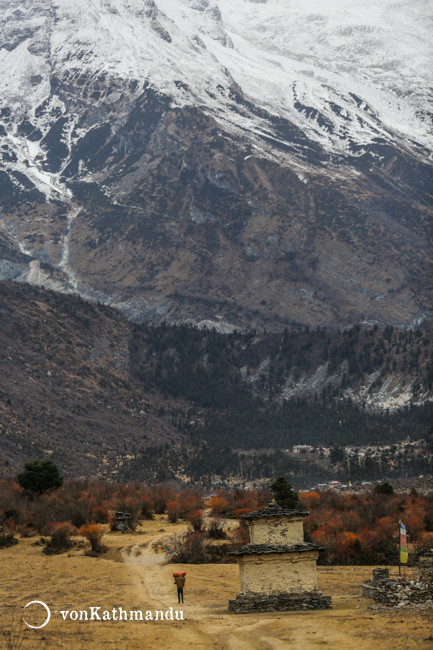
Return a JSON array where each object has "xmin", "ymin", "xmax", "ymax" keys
[{"xmin": 228, "ymin": 503, "xmax": 332, "ymax": 613}]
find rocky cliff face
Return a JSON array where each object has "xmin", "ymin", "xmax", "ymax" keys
[{"xmin": 0, "ymin": 0, "xmax": 432, "ymax": 330}]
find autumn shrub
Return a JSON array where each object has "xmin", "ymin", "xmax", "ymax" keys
[
  {"xmin": 16, "ymin": 522, "xmax": 36, "ymax": 538},
  {"xmin": 186, "ymin": 510, "xmax": 204, "ymax": 532},
  {"xmin": 79, "ymin": 524, "xmax": 106, "ymax": 554},
  {"xmin": 0, "ymin": 481, "xmax": 23, "ymax": 514},
  {"xmin": 308, "ymin": 504, "xmax": 400, "ymax": 565},
  {"xmin": 0, "ymin": 520, "xmax": 18, "ymax": 549},
  {"xmin": 413, "ymin": 531, "xmax": 433, "ymax": 554},
  {"xmin": 207, "ymin": 517, "xmax": 227, "ymax": 540},
  {"xmin": 404, "ymin": 497, "xmax": 428, "ymax": 541},
  {"xmin": 424, "ymin": 494, "xmax": 433, "ymax": 531},
  {"xmin": 232, "ymin": 507, "xmax": 255, "ymax": 518},
  {"xmin": 110, "ymin": 496, "xmax": 141, "ymax": 522},
  {"xmin": 148, "ymin": 486, "xmax": 176, "ymax": 515},
  {"xmin": 2, "ymin": 475, "xmax": 432, "ymax": 567},
  {"xmin": 3, "ymin": 508, "xmax": 20, "ymax": 524},
  {"xmin": 43, "ymin": 522, "xmax": 76, "ymax": 555},
  {"xmin": 28, "ymin": 497, "xmax": 52, "ymax": 533},
  {"xmin": 210, "ymin": 496, "xmax": 229, "ymax": 516},
  {"xmin": 209, "ymin": 488, "xmax": 267, "ymax": 519},
  {"xmin": 30, "ymin": 490, "xmax": 96, "ymax": 530},
  {"xmin": 177, "ymin": 489, "xmax": 203, "ymax": 517},
  {"xmin": 91, "ymin": 506, "xmax": 109, "ymax": 524},
  {"xmin": 141, "ymin": 496, "xmax": 154, "ymax": 520},
  {"xmin": 231, "ymin": 520, "xmax": 250, "ymax": 547},
  {"xmin": 331, "ymin": 531, "xmax": 362, "ymax": 565},
  {"xmin": 299, "ymin": 490, "xmax": 321, "ymax": 510},
  {"xmin": 167, "ymin": 500, "xmax": 181, "ymax": 524}
]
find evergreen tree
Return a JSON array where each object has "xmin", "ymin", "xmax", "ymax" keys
[
  {"xmin": 17, "ymin": 460, "xmax": 63, "ymax": 494},
  {"xmin": 270, "ymin": 476, "xmax": 299, "ymax": 509},
  {"xmin": 374, "ymin": 481, "xmax": 394, "ymax": 495}
]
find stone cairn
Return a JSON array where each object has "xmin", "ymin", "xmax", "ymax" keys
[
  {"xmin": 362, "ymin": 567, "xmax": 433, "ymax": 609},
  {"xmin": 228, "ymin": 503, "xmax": 332, "ymax": 614},
  {"xmin": 111, "ymin": 511, "xmax": 136, "ymax": 532}
]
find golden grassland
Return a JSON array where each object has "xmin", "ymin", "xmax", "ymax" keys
[{"xmin": 1, "ymin": 517, "xmax": 432, "ymax": 650}]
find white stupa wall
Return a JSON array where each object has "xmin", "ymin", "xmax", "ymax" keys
[
  {"xmin": 239, "ymin": 551, "xmax": 320, "ymax": 595},
  {"xmin": 248, "ymin": 516, "xmax": 305, "ymax": 545}
]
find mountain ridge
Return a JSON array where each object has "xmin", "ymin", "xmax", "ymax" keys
[
  {"xmin": 0, "ymin": 0, "xmax": 432, "ymax": 330},
  {"xmin": 1, "ymin": 280, "xmax": 432, "ymax": 481}
]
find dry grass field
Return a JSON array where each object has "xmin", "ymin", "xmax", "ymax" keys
[{"xmin": 1, "ymin": 517, "xmax": 432, "ymax": 650}]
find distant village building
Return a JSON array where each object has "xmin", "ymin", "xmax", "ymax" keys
[
  {"xmin": 228, "ymin": 503, "xmax": 332, "ymax": 613},
  {"xmin": 292, "ymin": 444, "xmax": 314, "ymax": 453}
]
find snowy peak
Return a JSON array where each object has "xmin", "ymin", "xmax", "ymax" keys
[
  {"xmin": 1, "ymin": 0, "xmax": 432, "ymax": 161},
  {"xmin": 0, "ymin": 0, "xmax": 432, "ymax": 331}
]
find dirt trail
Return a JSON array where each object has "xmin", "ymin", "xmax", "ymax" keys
[
  {"xmin": 119, "ymin": 530, "xmax": 422, "ymax": 650},
  {"xmin": 121, "ymin": 534, "xmax": 224, "ymax": 620},
  {"xmin": 121, "ymin": 533, "xmax": 295, "ymax": 649}
]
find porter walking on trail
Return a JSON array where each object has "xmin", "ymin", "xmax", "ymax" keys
[{"xmin": 173, "ymin": 572, "xmax": 186, "ymax": 603}]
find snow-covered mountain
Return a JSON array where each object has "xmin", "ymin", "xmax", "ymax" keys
[{"xmin": 0, "ymin": 0, "xmax": 432, "ymax": 329}]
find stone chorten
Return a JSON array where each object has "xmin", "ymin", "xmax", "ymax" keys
[{"xmin": 228, "ymin": 503, "xmax": 332, "ymax": 613}]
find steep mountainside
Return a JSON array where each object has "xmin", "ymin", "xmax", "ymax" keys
[
  {"xmin": 1, "ymin": 281, "xmax": 432, "ymax": 481},
  {"xmin": 0, "ymin": 0, "xmax": 432, "ymax": 330}
]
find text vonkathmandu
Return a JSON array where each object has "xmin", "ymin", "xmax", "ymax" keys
[{"xmin": 59, "ymin": 607, "xmax": 184, "ymax": 622}]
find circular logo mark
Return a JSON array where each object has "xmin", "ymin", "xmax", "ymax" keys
[{"xmin": 23, "ymin": 601, "xmax": 51, "ymax": 629}]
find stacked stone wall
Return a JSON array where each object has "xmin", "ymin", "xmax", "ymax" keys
[
  {"xmin": 362, "ymin": 579, "xmax": 433, "ymax": 608},
  {"xmin": 228, "ymin": 591, "xmax": 332, "ymax": 614},
  {"xmin": 371, "ymin": 568, "xmax": 390, "ymax": 583}
]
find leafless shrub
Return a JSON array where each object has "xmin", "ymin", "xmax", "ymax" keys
[
  {"xmin": 162, "ymin": 531, "xmax": 210, "ymax": 564},
  {"xmin": 207, "ymin": 517, "xmax": 228, "ymax": 539},
  {"xmin": 43, "ymin": 522, "xmax": 76, "ymax": 555}
]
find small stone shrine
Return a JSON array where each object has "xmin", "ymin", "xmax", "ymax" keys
[{"xmin": 228, "ymin": 503, "xmax": 332, "ymax": 613}]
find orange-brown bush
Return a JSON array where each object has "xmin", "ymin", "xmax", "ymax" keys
[
  {"xmin": 167, "ymin": 500, "xmax": 181, "ymax": 524},
  {"xmin": 2, "ymin": 476, "xmax": 432, "ymax": 566},
  {"xmin": 210, "ymin": 496, "xmax": 229, "ymax": 516},
  {"xmin": 209, "ymin": 489, "xmax": 268, "ymax": 519},
  {"xmin": 301, "ymin": 489, "xmax": 433, "ymax": 565},
  {"xmin": 231, "ymin": 520, "xmax": 250, "ymax": 547},
  {"xmin": 78, "ymin": 524, "xmax": 105, "ymax": 554},
  {"xmin": 0, "ymin": 519, "xmax": 18, "ymax": 548},
  {"xmin": 90, "ymin": 506, "xmax": 109, "ymax": 524},
  {"xmin": 186, "ymin": 510, "xmax": 204, "ymax": 532},
  {"xmin": 141, "ymin": 496, "xmax": 155, "ymax": 520}
]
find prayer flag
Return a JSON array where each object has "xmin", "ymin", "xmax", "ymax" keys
[{"xmin": 399, "ymin": 522, "xmax": 408, "ymax": 564}]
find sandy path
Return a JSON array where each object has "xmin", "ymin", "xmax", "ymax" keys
[
  {"xmin": 121, "ymin": 533, "xmax": 295, "ymax": 649},
  {"xmin": 119, "ymin": 530, "xmax": 407, "ymax": 650}
]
